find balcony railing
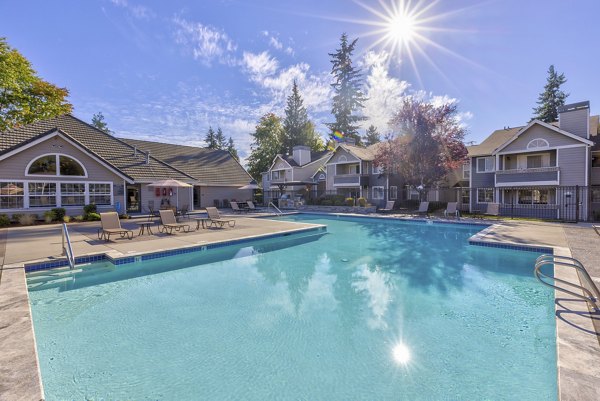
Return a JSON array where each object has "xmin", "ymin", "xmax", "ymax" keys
[
  {"xmin": 333, "ymin": 174, "xmax": 360, "ymax": 185},
  {"xmin": 496, "ymin": 166, "xmax": 559, "ymax": 185}
]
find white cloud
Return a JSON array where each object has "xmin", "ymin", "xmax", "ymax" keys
[
  {"xmin": 109, "ymin": 0, "xmax": 155, "ymax": 20},
  {"xmin": 242, "ymin": 51, "xmax": 279, "ymax": 81},
  {"xmin": 269, "ymin": 36, "xmax": 283, "ymax": 50},
  {"xmin": 172, "ymin": 17, "xmax": 237, "ymax": 66}
]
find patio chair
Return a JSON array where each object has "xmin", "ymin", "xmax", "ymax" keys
[
  {"xmin": 416, "ymin": 201, "xmax": 430, "ymax": 217},
  {"xmin": 158, "ymin": 209, "xmax": 192, "ymax": 234},
  {"xmin": 484, "ymin": 203, "xmax": 500, "ymax": 218},
  {"xmin": 97, "ymin": 212, "xmax": 133, "ymax": 241},
  {"xmin": 246, "ymin": 201, "xmax": 259, "ymax": 212},
  {"xmin": 444, "ymin": 202, "xmax": 460, "ymax": 219},
  {"xmin": 230, "ymin": 201, "xmax": 247, "ymax": 214},
  {"xmin": 177, "ymin": 204, "xmax": 190, "ymax": 220},
  {"xmin": 379, "ymin": 201, "xmax": 395, "ymax": 213},
  {"xmin": 206, "ymin": 207, "xmax": 236, "ymax": 228},
  {"xmin": 145, "ymin": 201, "xmax": 159, "ymax": 222}
]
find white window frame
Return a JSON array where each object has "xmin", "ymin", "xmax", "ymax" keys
[
  {"xmin": 477, "ymin": 188, "xmax": 494, "ymax": 204},
  {"xmin": 476, "ymin": 157, "xmax": 495, "ymax": 173},
  {"xmin": 389, "ymin": 186, "xmax": 398, "ymax": 200},
  {"xmin": 462, "ymin": 162, "xmax": 471, "ymax": 179},
  {"xmin": 25, "ymin": 153, "xmax": 88, "ymax": 178},
  {"xmin": 526, "ymin": 138, "xmax": 550, "ymax": 150},
  {"xmin": 0, "ymin": 181, "xmax": 25, "ymax": 209},
  {"xmin": 372, "ymin": 186, "xmax": 385, "ymax": 200},
  {"xmin": 372, "ymin": 164, "xmax": 382, "ymax": 175}
]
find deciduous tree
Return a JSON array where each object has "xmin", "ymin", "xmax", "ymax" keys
[
  {"xmin": 375, "ymin": 97, "xmax": 467, "ymax": 189},
  {"xmin": 0, "ymin": 37, "xmax": 72, "ymax": 131},
  {"xmin": 247, "ymin": 113, "xmax": 284, "ymax": 181}
]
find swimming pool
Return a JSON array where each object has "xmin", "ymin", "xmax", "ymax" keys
[{"xmin": 27, "ymin": 214, "xmax": 557, "ymax": 400}]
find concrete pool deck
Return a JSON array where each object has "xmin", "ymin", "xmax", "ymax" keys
[{"xmin": 1, "ymin": 214, "xmax": 599, "ymax": 400}]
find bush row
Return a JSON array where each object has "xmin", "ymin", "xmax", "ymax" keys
[{"xmin": 305, "ymin": 195, "xmax": 369, "ymax": 207}]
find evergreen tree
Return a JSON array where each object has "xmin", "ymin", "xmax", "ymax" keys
[
  {"xmin": 227, "ymin": 136, "xmax": 239, "ymax": 161},
  {"xmin": 216, "ymin": 127, "xmax": 227, "ymax": 150},
  {"xmin": 326, "ymin": 33, "xmax": 366, "ymax": 145},
  {"xmin": 205, "ymin": 126, "xmax": 218, "ymax": 149},
  {"xmin": 0, "ymin": 37, "xmax": 72, "ymax": 131},
  {"xmin": 363, "ymin": 125, "xmax": 380, "ymax": 146},
  {"xmin": 247, "ymin": 113, "xmax": 284, "ymax": 181},
  {"xmin": 532, "ymin": 65, "xmax": 569, "ymax": 123},
  {"xmin": 91, "ymin": 111, "xmax": 112, "ymax": 134},
  {"xmin": 282, "ymin": 80, "xmax": 324, "ymax": 154}
]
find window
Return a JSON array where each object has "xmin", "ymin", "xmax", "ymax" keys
[
  {"xmin": 372, "ymin": 164, "xmax": 382, "ymax": 174},
  {"xmin": 591, "ymin": 189, "xmax": 600, "ymax": 203},
  {"xmin": 527, "ymin": 155, "xmax": 543, "ymax": 169},
  {"xmin": 592, "ymin": 153, "xmax": 600, "ymax": 168},
  {"xmin": 0, "ymin": 182, "xmax": 24, "ymax": 209},
  {"xmin": 527, "ymin": 138, "xmax": 549, "ymax": 150},
  {"xmin": 28, "ymin": 155, "xmax": 56, "ymax": 175},
  {"xmin": 355, "ymin": 164, "xmax": 360, "ymax": 174},
  {"xmin": 408, "ymin": 189, "xmax": 419, "ymax": 201},
  {"xmin": 27, "ymin": 154, "xmax": 86, "ymax": 176},
  {"xmin": 389, "ymin": 186, "xmax": 398, "ymax": 200},
  {"xmin": 59, "ymin": 155, "xmax": 85, "ymax": 176},
  {"xmin": 477, "ymin": 188, "xmax": 494, "ymax": 203},
  {"xmin": 372, "ymin": 186, "xmax": 384, "ymax": 200},
  {"xmin": 338, "ymin": 155, "xmax": 347, "ymax": 162},
  {"xmin": 29, "ymin": 183, "xmax": 57, "ymax": 207},
  {"xmin": 476, "ymin": 157, "xmax": 495, "ymax": 173},
  {"xmin": 518, "ymin": 189, "xmax": 550, "ymax": 205},
  {"xmin": 461, "ymin": 189, "xmax": 470, "ymax": 205},
  {"xmin": 89, "ymin": 183, "xmax": 112, "ymax": 205},
  {"xmin": 462, "ymin": 162, "xmax": 471, "ymax": 179},
  {"xmin": 272, "ymin": 170, "xmax": 282, "ymax": 180},
  {"xmin": 61, "ymin": 183, "xmax": 85, "ymax": 206}
]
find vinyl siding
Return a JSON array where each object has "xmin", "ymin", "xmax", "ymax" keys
[
  {"xmin": 501, "ymin": 124, "xmax": 584, "ymax": 153},
  {"xmin": 558, "ymin": 147, "xmax": 588, "ymax": 185},
  {"xmin": 559, "ymin": 108, "xmax": 589, "ymax": 138}
]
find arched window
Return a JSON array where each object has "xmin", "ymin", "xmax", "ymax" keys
[
  {"xmin": 26, "ymin": 154, "xmax": 87, "ymax": 177},
  {"xmin": 338, "ymin": 155, "xmax": 347, "ymax": 162},
  {"xmin": 526, "ymin": 138, "xmax": 549, "ymax": 150}
]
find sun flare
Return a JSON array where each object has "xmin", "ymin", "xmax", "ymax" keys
[{"xmin": 386, "ymin": 11, "xmax": 417, "ymax": 45}]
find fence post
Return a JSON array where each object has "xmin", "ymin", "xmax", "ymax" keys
[{"xmin": 575, "ymin": 185, "xmax": 580, "ymax": 223}]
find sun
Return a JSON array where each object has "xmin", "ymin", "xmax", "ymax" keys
[{"xmin": 385, "ymin": 10, "xmax": 417, "ymax": 48}]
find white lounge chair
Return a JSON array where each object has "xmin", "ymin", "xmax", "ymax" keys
[
  {"xmin": 379, "ymin": 201, "xmax": 395, "ymax": 213},
  {"xmin": 444, "ymin": 202, "xmax": 460, "ymax": 218},
  {"xmin": 416, "ymin": 201, "xmax": 429, "ymax": 217},
  {"xmin": 484, "ymin": 203, "xmax": 500, "ymax": 218}
]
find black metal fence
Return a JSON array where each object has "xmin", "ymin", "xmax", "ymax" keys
[{"xmin": 259, "ymin": 185, "xmax": 600, "ymax": 222}]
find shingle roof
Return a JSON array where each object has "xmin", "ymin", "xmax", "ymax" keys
[
  {"xmin": 122, "ymin": 138, "xmax": 252, "ymax": 186},
  {"xmin": 337, "ymin": 143, "xmax": 380, "ymax": 161},
  {"xmin": 0, "ymin": 114, "xmax": 196, "ymax": 182},
  {"xmin": 468, "ymin": 127, "xmax": 522, "ymax": 157},
  {"xmin": 281, "ymin": 150, "xmax": 330, "ymax": 167}
]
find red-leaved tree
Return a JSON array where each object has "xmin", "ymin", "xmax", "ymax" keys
[{"xmin": 375, "ymin": 97, "xmax": 468, "ymax": 190}]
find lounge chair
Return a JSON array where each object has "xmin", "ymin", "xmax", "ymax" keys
[
  {"xmin": 444, "ymin": 202, "xmax": 460, "ymax": 219},
  {"xmin": 206, "ymin": 207, "xmax": 236, "ymax": 228},
  {"xmin": 230, "ymin": 202, "xmax": 247, "ymax": 214},
  {"xmin": 593, "ymin": 225, "xmax": 600, "ymax": 236},
  {"xmin": 97, "ymin": 212, "xmax": 133, "ymax": 241},
  {"xmin": 246, "ymin": 201, "xmax": 259, "ymax": 212},
  {"xmin": 379, "ymin": 201, "xmax": 395, "ymax": 213},
  {"xmin": 416, "ymin": 201, "xmax": 429, "ymax": 217},
  {"xmin": 484, "ymin": 203, "xmax": 500, "ymax": 218},
  {"xmin": 177, "ymin": 204, "xmax": 190, "ymax": 220},
  {"xmin": 158, "ymin": 209, "xmax": 192, "ymax": 234}
]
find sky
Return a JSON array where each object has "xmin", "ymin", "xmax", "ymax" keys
[{"xmin": 2, "ymin": 0, "xmax": 599, "ymax": 163}]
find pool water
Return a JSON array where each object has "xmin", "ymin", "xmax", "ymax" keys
[{"xmin": 27, "ymin": 215, "xmax": 557, "ymax": 400}]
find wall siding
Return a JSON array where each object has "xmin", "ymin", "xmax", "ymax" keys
[
  {"xmin": 501, "ymin": 124, "xmax": 584, "ymax": 153},
  {"xmin": 558, "ymin": 147, "xmax": 587, "ymax": 185},
  {"xmin": 559, "ymin": 109, "xmax": 589, "ymax": 138}
]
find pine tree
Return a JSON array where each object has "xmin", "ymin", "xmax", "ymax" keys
[
  {"xmin": 247, "ymin": 113, "xmax": 284, "ymax": 180},
  {"xmin": 282, "ymin": 80, "xmax": 324, "ymax": 154},
  {"xmin": 363, "ymin": 125, "xmax": 380, "ymax": 146},
  {"xmin": 91, "ymin": 111, "xmax": 112, "ymax": 135},
  {"xmin": 532, "ymin": 65, "xmax": 569, "ymax": 123},
  {"xmin": 326, "ymin": 33, "xmax": 366, "ymax": 145},
  {"xmin": 216, "ymin": 127, "xmax": 227, "ymax": 150},
  {"xmin": 205, "ymin": 126, "xmax": 218, "ymax": 149},
  {"xmin": 227, "ymin": 136, "xmax": 239, "ymax": 161}
]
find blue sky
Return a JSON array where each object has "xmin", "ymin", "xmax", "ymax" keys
[{"xmin": 2, "ymin": 0, "xmax": 599, "ymax": 162}]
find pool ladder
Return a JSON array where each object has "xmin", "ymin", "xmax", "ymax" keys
[
  {"xmin": 534, "ymin": 254, "xmax": 600, "ymax": 311},
  {"xmin": 268, "ymin": 202, "xmax": 283, "ymax": 216},
  {"xmin": 61, "ymin": 223, "xmax": 76, "ymax": 270}
]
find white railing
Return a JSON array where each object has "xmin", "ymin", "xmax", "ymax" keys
[
  {"xmin": 62, "ymin": 223, "xmax": 75, "ymax": 269},
  {"xmin": 268, "ymin": 202, "xmax": 283, "ymax": 216},
  {"xmin": 496, "ymin": 166, "xmax": 559, "ymax": 174}
]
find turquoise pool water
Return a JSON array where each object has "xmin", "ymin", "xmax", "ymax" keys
[{"xmin": 27, "ymin": 215, "xmax": 557, "ymax": 400}]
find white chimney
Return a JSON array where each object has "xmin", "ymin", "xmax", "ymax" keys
[
  {"xmin": 558, "ymin": 101, "xmax": 590, "ymax": 139},
  {"xmin": 292, "ymin": 145, "xmax": 311, "ymax": 166}
]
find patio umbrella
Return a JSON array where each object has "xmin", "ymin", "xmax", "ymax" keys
[
  {"xmin": 238, "ymin": 183, "xmax": 260, "ymax": 190},
  {"xmin": 147, "ymin": 179, "xmax": 193, "ymax": 210}
]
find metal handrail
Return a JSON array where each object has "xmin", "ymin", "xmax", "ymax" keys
[
  {"xmin": 62, "ymin": 223, "xmax": 75, "ymax": 270},
  {"xmin": 268, "ymin": 202, "xmax": 283, "ymax": 216},
  {"xmin": 534, "ymin": 254, "xmax": 600, "ymax": 311}
]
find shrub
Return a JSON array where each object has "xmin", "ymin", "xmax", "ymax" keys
[
  {"xmin": 119, "ymin": 213, "xmax": 130, "ymax": 219},
  {"xmin": 345, "ymin": 197, "xmax": 355, "ymax": 207},
  {"xmin": 43, "ymin": 210, "xmax": 56, "ymax": 223},
  {"xmin": 74, "ymin": 215, "xmax": 85, "ymax": 222},
  {"xmin": 85, "ymin": 212, "xmax": 101, "ymax": 221},
  {"xmin": 0, "ymin": 214, "xmax": 10, "ymax": 227},
  {"xmin": 11, "ymin": 213, "xmax": 23, "ymax": 223},
  {"xmin": 63, "ymin": 215, "xmax": 72, "ymax": 223},
  {"xmin": 51, "ymin": 207, "xmax": 66, "ymax": 221},
  {"xmin": 321, "ymin": 200, "xmax": 333, "ymax": 206},
  {"xmin": 83, "ymin": 203, "xmax": 97, "ymax": 215},
  {"xmin": 19, "ymin": 214, "xmax": 36, "ymax": 226},
  {"xmin": 357, "ymin": 197, "xmax": 367, "ymax": 207}
]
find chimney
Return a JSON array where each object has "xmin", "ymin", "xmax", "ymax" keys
[
  {"xmin": 292, "ymin": 145, "xmax": 311, "ymax": 166},
  {"xmin": 146, "ymin": 151, "xmax": 150, "ymax": 165},
  {"xmin": 558, "ymin": 101, "xmax": 590, "ymax": 139}
]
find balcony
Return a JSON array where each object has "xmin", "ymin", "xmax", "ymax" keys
[
  {"xmin": 333, "ymin": 174, "xmax": 360, "ymax": 186},
  {"xmin": 496, "ymin": 166, "xmax": 559, "ymax": 186}
]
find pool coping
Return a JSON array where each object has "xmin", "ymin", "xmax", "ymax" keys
[{"xmin": 2, "ymin": 216, "xmax": 599, "ymax": 400}]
